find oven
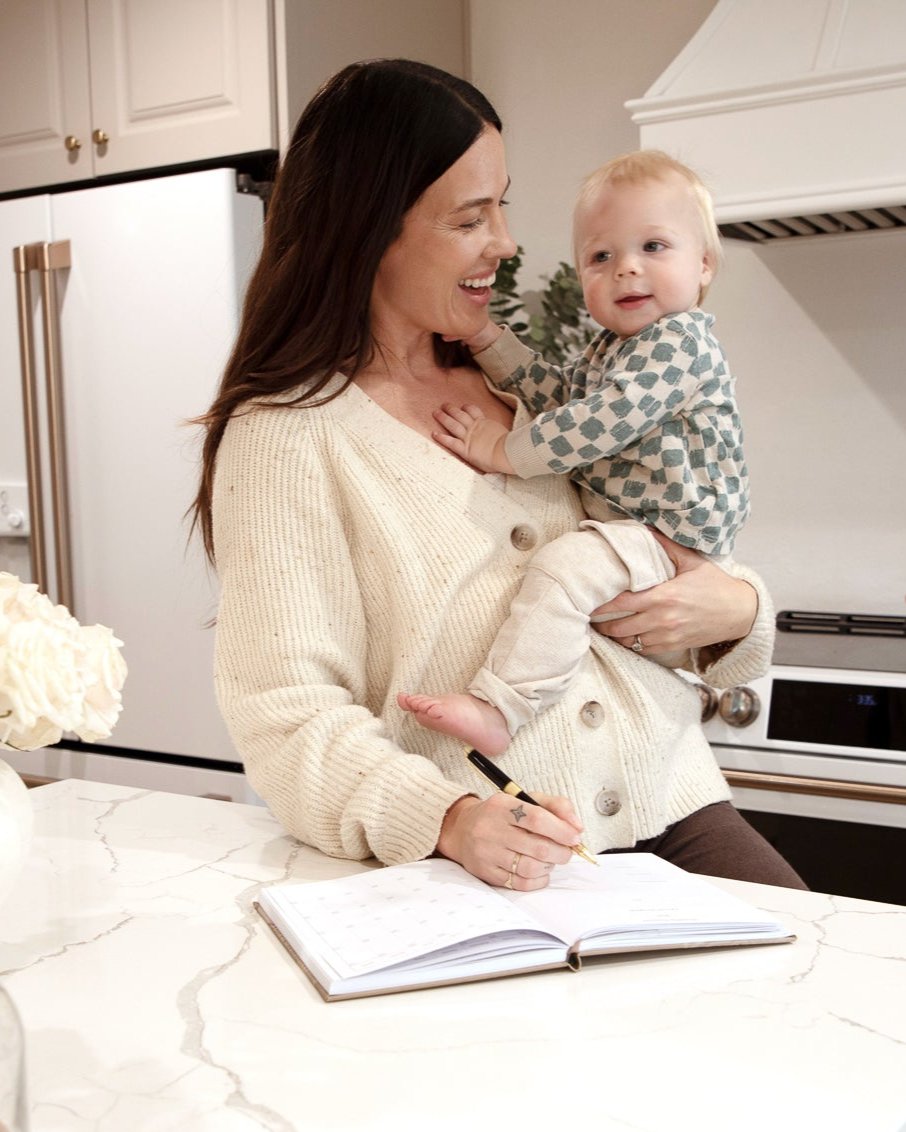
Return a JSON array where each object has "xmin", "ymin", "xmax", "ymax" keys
[{"xmin": 690, "ymin": 613, "xmax": 906, "ymax": 906}]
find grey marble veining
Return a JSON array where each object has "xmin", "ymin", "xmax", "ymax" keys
[{"xmin": 1, "ymin": 780, "xmax": 904, "ymax": 1132}]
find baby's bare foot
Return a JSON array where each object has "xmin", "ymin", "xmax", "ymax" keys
[{"xmin": 397, "ymin": 691, "xmax": 511, "ymax": 757}]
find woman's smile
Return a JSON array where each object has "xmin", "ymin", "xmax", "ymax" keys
[{"xmin": 458, "ymin": 271, "xmax": 497, "ymax": 303}]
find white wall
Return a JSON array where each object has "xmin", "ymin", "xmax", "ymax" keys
[
  {"xmin": 710, "ymin": 232, "xmax": 906, "ymax": 614},
  {"xmin": 469, "ymin": 0, "xmax": 716, "ymax": 285},
  {"xmin": 276, "ymin": 0, "xmax": 468, "ymax": 146}
]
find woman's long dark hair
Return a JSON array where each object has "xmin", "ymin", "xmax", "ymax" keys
[{"xmin": 191, "ymin": 59, "xmax": 503, "ymax": 562}]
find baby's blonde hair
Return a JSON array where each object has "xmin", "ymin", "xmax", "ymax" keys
[{"xmin": 574, "ymin": 150, "xmax": 722, "ymax": 300}]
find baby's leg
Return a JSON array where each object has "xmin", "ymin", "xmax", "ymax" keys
[
  {"xmin": 583, "ymin": 518, "xmax": 687, "ymax": 667},
  {"xmin": 396, "ymin": 692, "xmax": 511, "ymax": 757},
  {"xmin": 470, "ymin": 521, "xmax": 675, "ymax": 735}
]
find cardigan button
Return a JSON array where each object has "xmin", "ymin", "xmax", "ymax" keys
[
  {"xmin": 579, "ymin": 701, "xmax": 605, "ymax": 728},
  {"xmin": 594, "ymin": 789, "xmax": 621, "ymax": 816},
  {"xmin": 510, "ymin": 524, "xmax": 537, "ymax": 551}
]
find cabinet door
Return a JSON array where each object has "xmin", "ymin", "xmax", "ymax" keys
[
  {"xmin": 0, "ymin": 0, "xmax": 93, "ymax": 193},
  {"xmin": 85, "ymin": 0, "xmax": 275, "ymax": 177}
]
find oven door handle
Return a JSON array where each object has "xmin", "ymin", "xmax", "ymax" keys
[{"xmin": 723, "ymin": 770, "xmax": 906, "ymax": 806}]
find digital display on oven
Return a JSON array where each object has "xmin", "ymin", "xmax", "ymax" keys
[{"xmin": 767, "ymin": 679, "xmax": 906, "ymax": 751}]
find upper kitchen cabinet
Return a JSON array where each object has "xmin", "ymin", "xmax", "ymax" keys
[
  {"xmin": 0, "ymin": 0, "xmax": 469, "ymax": 196},
  {"xmin": 0, "ymin": 0, "xmax": 274, "ymax": 194}
]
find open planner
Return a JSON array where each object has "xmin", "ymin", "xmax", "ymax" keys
[{"xmin": 255, "ymin": 852, "xmax": 794, "ymax": 1001}]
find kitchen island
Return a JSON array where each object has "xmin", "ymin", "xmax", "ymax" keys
[{"xmin": 1, "ymin": 780, "xmax": 904, "ymax": 1132}]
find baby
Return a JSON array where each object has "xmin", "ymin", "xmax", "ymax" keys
[{"xmin": 399, "ymin": 150, "xmax": 748, "ymax": 757}]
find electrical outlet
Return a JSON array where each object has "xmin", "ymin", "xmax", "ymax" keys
[{"xmin": 0, "ymin": 483, "xmax": 30, "ymax": 537}]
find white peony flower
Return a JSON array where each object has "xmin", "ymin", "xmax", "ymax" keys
[{"xmin": 0, "ymin": 573, "xmax": 127, "ymax": 751}]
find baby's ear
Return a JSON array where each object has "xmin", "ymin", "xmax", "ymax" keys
[
  {"xmin": 700, "ymin": 249, "xmax": 717, "ymax": 289},
  {"xmin": 698, "ymin": 250, "xmax": 717, "ymax": 303}
]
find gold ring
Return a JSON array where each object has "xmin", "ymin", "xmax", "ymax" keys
[
  {"xmin": 632, "ymin": 635, "xmax": 644, "ymax": 653},
  {"xmin": 510, "ymin": 852, "xmax": 521, "ymax": 875},
  {"xmin": 503, "ymin": 872, "xmax": 515, "ymax": 889}
]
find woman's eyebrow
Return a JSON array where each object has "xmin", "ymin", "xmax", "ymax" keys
[{"xmin": 451, "ymin": 178, "xmax": 512, "ymax": 214}]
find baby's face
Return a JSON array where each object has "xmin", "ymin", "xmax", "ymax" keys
[{"xmin": 575, "ymin": 174, "xmax": 714, "ymax": 338}]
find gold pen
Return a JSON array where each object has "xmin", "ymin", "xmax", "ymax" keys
[{"xmin": 465, "ymin": 748, "xmax": 598, "ymax": 865}]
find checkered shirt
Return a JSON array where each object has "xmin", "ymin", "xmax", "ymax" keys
[{"xmin": 490, "ymin": 310, "xmax": 749, "ymax": 556}]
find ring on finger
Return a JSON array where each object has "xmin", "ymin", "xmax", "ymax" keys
[
  {"xmin": 503, "ymin": 871, "xmax": 515, "ymax": 889},
  {"xmin": 631, "ymin": 634, "xmax": 644, "ymax": 653},
  {"xmin": 510, "ymin": 851, "xmax": 522, "ymax": 876}
]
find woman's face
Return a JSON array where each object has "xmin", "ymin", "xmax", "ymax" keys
[{"xmin": 371, "ymin": 127, "xmax": 517, "ymax": 348}]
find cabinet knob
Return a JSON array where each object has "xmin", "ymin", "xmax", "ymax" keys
[
  {"xmin": 64, "ymin": 135, "xmax": 82, "ymax": 152},
  {"xmin": 92, "ymin": 129, "xmax": 110, "ymax": 146}
]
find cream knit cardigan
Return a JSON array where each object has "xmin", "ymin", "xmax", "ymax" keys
[{"xmin": 212, "ymin": 376, "xmax": 774, "ymax": 866}]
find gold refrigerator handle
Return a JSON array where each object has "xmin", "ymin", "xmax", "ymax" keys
[
  {"xmin": 723, "ymin": 769, "xmax": 906, "ymax": 807},
  {"xmin": 12, "ymin": 244, "xmax": 48, "ymax": 595},
  {"xmin": 11, "ymin": 241, "xmax": 74, "ymax": 612}
]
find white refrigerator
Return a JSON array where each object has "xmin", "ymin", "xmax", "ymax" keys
[{"xmin": 0, "ymin": 168, "xmax": 264, "ymax": 798}]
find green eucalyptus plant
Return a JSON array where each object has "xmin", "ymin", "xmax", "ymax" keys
[{"xmin": 490, "ymin": 246, "xmax": 597, "ymax": 366}]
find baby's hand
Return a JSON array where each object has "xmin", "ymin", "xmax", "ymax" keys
[
  {"xmin": 433, "ymin": 404, "xmax": 514, "ymax": 473},
  {"xmin": 441, "ymin": 323, "xmax": 504, "ymax": 354}
]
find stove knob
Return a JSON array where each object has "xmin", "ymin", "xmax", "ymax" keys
[
  {"xmin": 694, "ymin": 683, "xmax": 719, "ymax": 723},
  {"xmin": 718, "ymin": 685, "xmax": 760, "ymax": 727}
]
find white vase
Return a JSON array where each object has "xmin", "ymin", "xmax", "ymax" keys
[{"xmin": 0, "ymin": 760, "xmax": 32, "ymax": 910}]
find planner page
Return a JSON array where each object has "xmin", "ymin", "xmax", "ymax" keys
[
  {"xmin": 259, "ymin": 857, "xmax": 568, "ymax": 983},
  {"xmin": 507, "ymin": 853, "xmax": 788, "ymax": 952}
]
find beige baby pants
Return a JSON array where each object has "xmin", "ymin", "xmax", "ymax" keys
[{"xmin": 469, "ymin": 519, "xmax": 678, "ymax": 736}]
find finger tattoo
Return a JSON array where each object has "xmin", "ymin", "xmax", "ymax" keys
[{"xmin": 511, "ymin": 805, "xmax": 528, "ymax": 823}]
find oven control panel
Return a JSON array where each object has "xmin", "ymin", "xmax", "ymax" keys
[{"xmin": 689, "ymin": 666, "xmax": 906, "ymax": 763}]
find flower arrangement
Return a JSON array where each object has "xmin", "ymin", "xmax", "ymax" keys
[{"xmin": 0, "ymin": 573, "xmax": 127, "ymax": 751}]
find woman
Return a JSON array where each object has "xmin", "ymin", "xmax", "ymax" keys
[{"xmin": 193, "ymin": 59, "xmax": 803, "ymax": 892}]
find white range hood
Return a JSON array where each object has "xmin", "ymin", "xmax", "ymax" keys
[{"xmin": 626, "ymin": 0, "xmax": 906, "ymax": 241}]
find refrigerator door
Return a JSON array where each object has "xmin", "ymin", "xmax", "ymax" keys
[
  {"xmin": 43, "ymin": 169, "xmax": 263, "ymax": 760},
  {"xmin": 1, "ymin": 195, "xmax": 52, "ymax": 571}
]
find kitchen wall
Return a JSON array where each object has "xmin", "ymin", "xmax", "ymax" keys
[
  {"xmin": 470, "ymin": 0, "xmax": 906, "ymax": 616},
  {"xmin": 707, "ymin": 230, "xmax": 906, "ymax": 614},
  {"xmin": 275, "ymin": 0, "xmax": 467, "ymax": 146},
  {"xmin": 469, "ymin": 0, "xmax": 717, "ymax": 286}
]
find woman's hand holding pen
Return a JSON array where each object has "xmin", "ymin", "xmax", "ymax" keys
[{"xmin": 436, "ymin": 792, "xmax": 583, "ymax": 891}]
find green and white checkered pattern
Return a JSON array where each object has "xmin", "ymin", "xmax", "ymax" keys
[{"xmin": 498, "ymin": 310, "xmax": 749, "ymax": 556}]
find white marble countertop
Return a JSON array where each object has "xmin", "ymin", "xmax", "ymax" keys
[{"xmin": 1, "ymin": 780, "xmax": 905, "ymax": 1132}]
